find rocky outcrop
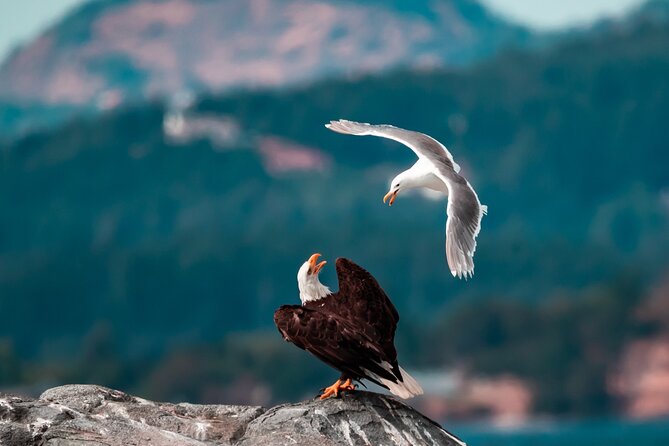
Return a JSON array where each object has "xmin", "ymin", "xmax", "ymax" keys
[{"xmin": 0, "ymin": 385, "xmax": 464, "ymax": 446}]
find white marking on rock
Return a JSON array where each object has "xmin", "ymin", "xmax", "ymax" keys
[
  {"xmin": 379, "ymin": 417, "xmax": 410, "ymax": 446},
  {"xmin": 403, "ymin": 417, "xmax": 429, "ymax": 445},
  {"xmin": 47, "ymin": 403, "xmax": 64, "ymax": 412},
  {"xmin": 48, "ymin": 402, "xmax": 83, "ymax": 417},
  {"xmin": 381, "ymin": 397, "xmax": 395, "ymax": 410},
  {"xmin": 194, "ymin": 421, "xmax": 210, "ymax": 440},
  {"xmin": 107, "ymin": 402, "xmax": 129, "ymax": 418},
  {"xmin": 380, "ymin": 401, "xmax": 465, "ymax": 446},
  {"xmin": 135, "ymin": 397, "xmax": 155, "ymax": 406},
  {"xmin": 314, "ymin": 408, "xmax": 337, "ymax": 431},
  {"xmin": 348, "ymin": 419, "xmax": 372, "ymax": 445},
  {"xmin": 422, "ymin": 427, "xmax": 438, "ymax": 445},
  {"xmin": 34, "ymin": 418, "xmax": 51, "ymax": 427},
  {"xmin": 401, "ymin": 429, "xmax": 420, "ymax": 445},
  {"xmin": 30, "ymin": 418, "xmax": 52, "ymax": 438},
  {"xmin": 441, "ymin": 428, "xmax": 467, "ymax": 446},
  {"xmin": 339, "ymin": 420, "xmax": 354, "ymax": 446}
]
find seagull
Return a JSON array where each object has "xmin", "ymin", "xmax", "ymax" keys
[{"xmin": 326, "ymin": 119, "xmax": 487, "ymax": 279}]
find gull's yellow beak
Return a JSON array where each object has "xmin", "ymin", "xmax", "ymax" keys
[
  {"xmin": 383, "ymin": 189, "xmax": 398, "ymax": 206},
  {"xmin": 308, "ymin": 253, "xmax": 327, "ymax": 275}
]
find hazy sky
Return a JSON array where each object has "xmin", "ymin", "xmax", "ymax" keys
[
  {"xmin": 481, "ymin": 0, "xmax": 644, "ymax": 29},
  {"xmin": 0, "ymin": 0, "xmax": 647, "ymax": 63},
  {"xmin": 0, "ymin": 0, "xmax": 85, "ymax": 62}
]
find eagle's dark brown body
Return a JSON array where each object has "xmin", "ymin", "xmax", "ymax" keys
[{"xmin": 274, "ymin": 258, "xmax": 405, "ymax": 391}]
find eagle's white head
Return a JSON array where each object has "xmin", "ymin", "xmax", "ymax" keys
[{"xmin": 297, "ymin": 253, "xmax": 330, "ymax": 304}]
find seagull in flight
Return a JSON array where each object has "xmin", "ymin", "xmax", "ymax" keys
[{"xmin": 326, "ymin": 119, "xmax": 487, "ymax": 279}]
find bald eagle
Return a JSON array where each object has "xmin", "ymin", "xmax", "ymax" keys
[{"xmin": 274, "ymin": 254, "xmax": 423, "ymax": 400}]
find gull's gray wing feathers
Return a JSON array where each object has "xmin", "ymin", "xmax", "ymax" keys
[
  {"xmin": 326, "ymin": 119, "xmax": 461, "ymax": 173},
  {"xmin": 442, "ymin": 175, "xmax": 487, "ymax": 279},
  {"xmin": 326, "ymin": 119, "xmax": 487, "ymax": 279}
]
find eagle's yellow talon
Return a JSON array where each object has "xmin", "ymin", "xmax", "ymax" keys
[{"xmin": 319, "ymin": 379, "xmax": 355, "ymax": 400}]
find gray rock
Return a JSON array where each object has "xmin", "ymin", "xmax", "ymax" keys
[
  {"xmin": 239, "ymin": 391, "xmax": 464, "ymax": 446},
  {"xmin": 0, "ymin": 385, "xmax": 464, "ymax": 446}
]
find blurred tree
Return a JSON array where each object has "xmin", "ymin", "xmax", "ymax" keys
[{"xmin": 0, "ymin": 339, "xmax": 20, "ymax": 385}]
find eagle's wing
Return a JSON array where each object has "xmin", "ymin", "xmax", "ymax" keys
[
  {"xmin": 335, "ymin": 258, "xmax": 398, "ymax": 322},
  {"xmin": 274, "ymin": 305, "xmax": 399, "ymax": 386},
  {"xmin": 305, "ymin": 259, "xmax": 400, "ymax": 365}
]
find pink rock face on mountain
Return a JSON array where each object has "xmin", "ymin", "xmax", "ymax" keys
[
  {"xmin": 0, "ymin": 0, "xmax": 518, "ymax": 106},
  {"xmin": 2, "ymin": 35, "xmax": 54, "ymax": 96},
  {"xmin": 91, "ymin": 0, "xmax": 195, "ymax": 94},
  {"xmin": 257, "ymin": 136, "xmax": 331, "ymax": 175}
]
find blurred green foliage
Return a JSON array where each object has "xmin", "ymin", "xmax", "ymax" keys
[{"xmin": 428, "ymin": 274, "xmax": 644, "ymax": 415}]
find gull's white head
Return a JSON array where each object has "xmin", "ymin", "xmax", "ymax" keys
[
  {"xmin": 297, "ymin": 253, "xmax": 330, "ymax": 304},
  {"xmin": 384, "ymin": 171, "xmax": 413, "ymax": 206}
]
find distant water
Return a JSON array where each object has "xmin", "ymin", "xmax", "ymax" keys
[{"xmin": 449, "ymin": 418, "xmax": 669, "ymax": 446}]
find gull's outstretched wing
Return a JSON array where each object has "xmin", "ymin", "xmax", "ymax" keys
[
  {"xmin": 442, "ymin": 175, "xmax": 487, "ymax": 279},
  {"xmin": 326, "ymin": 119, "xmax": 461, "ymax": 173}
]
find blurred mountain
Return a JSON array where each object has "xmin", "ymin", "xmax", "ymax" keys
[
  {"xmin": 628, "ymin": 0, "xmax": 669, "ymax": 21},
  {"xmin": 1, "ymin": 17, "xmax": 668, "ymax": 368},
  {"xmin": 584, "ymin": 0, "xmax": 669, "ymax": 35},
  {"xmin": 0, "ymin": 0, "xmax": 531, "ymax": 136}
]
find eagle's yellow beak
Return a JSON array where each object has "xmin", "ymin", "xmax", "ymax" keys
[
  {"xmin": 308, "ymin": 253, "xmax": 327, "ymax": 275},
  {"xmin": 383, "ymin": 189, "xmax": 398, "ymax": 206}
]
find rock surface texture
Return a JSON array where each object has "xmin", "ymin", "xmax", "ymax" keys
[{"xmin": 0, "ymin": 385, "xmax": 465, "ymax": 446}]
